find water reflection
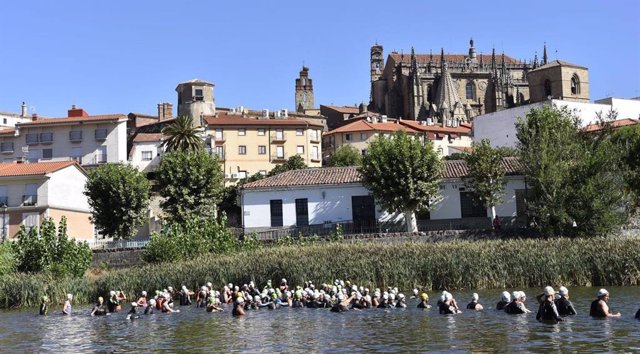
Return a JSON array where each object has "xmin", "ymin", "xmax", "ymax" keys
[{"xmin": 0, "ymin": 286, "xmax": 637, "ymax": 352}]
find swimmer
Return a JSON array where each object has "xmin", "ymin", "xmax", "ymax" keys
[
  {"xmin": 466, "ymin": 293, "xmax": 483, "ymax": 310},
  {"xmin": 555, "ymin": 286, "xmax": 577, "ymax": 316},
  {"xmin": 396, "ymin": 293, "xmax": 407, "ymax": 308},
  {"xmin": 636, "ymin": 308, "xmax": 640, "ymax": 320},
  {"xmin": 39, "ymin": 296, "xmax": 49, "ymax": 316},
  {"xmin": 536, "ymin": 286, "xmax": 563, "ymax": 323},
  {"xmin": 206, "ymin": 294, "xmax": 223, "ymax": 312},
  {"xmin": 145, "ymin": 299, "xmax": 156, "ymax": 315},
  {"xmin": 136, "ymin": 291, "xmax": 148, "ymax": 307},
  {"xmin": 589, "ymin": 289, "xmax": 620, "ymax": 318},
  {"xmin": 439, "ymin": 291, "xmax": 461, "ymax": 314},
  {"xmin": 233, "ymin": 297, "xmax": 245, "ymax": 316},
  {"xmin": 108, "ymin": 291, "xmax": 120, "ymax": 313},
  {"xmin": 91, "ymin": 297, "xmax": 108, "ymax": 316},
  {"xmin": 410, "ymin": 289, "xmax": 419, "ymax": 299},
  {"xmin": 417, "ymin": 293, "xmax": 431, "ymax": 309},
  {"xmin": 505, "ymin": 291, "xmax": 531, "ymax": 314},
  {"xmin": 62, "ymin": 294, "xmax": 73, "ymax": 316},
  {"xmin": 162, "ymin": 293, "xmax": 179, "ymax": 313},
  {"xmin": 179, "ymin": 285, "xmax": 194, "ymax": 306},
  {"xmin": 496, "ymin": 291, "xmax": 510, "ymax": 311},
  {"xmin": 126, "ymin": 302, "xmax": 140, "ymax": 320}
]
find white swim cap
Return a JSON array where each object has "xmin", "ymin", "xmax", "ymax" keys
[
  {"xmin": 206, "ymin": 282, "xmax": 212, "ymax": 288},
  {"xmin": 383, "ymin": 293, "xmax": 389, "ymax": 300},
  {"xmin": 472, "ymin": 293, "xmax": 479, "ymax": 301},
  {"xmin": 520, "ymin": 291, "xmax": 526, "ymax": 299},
  {"xmin": 559, "ymin": 286, "xmax": 568, "ymax": 296},
  {"xmin": 149, "ymin": 299, "xmax": 156, "ymax": 306},
  {"xmin": 281, "ymin": 278, "xmax": 287, "ymax": 283},
  {"xmin": 544, "ymin": 286, "xmax": 555, "ymax": 296},
  {"xmin": 338, "ymin": 293, "xmax": 345, "ymax": 301},
  {"xmin": 502, "ymin": 291, "xmax": 511, "ymax": 302},
  {"xmin": 413, "ymin": 289, "xmax": 419, "ymax": 296},
  {"xmin": 141, "ymin": 291, "xmax": 147, "ymax": 296},
  {"xmin": 131, "ymin": 302, "xmax": 138, "ymax": 307},
  {"xmin": 444, "ymin": 292, "xmax": 452, "ymax": 301},
  {"xmin": 597, "ymin": 288, "xmax": 609, "ymax": 297},
  {"xmin": 168, "ymin": 286, "xmax": 173, "ymax": 291},
  {"xmin": 389, "ymin": 293, "xmax": 396, "ymax": 301},
  {"xmin": 110, "ymin": 291, "xmax": 116, "ymax": 296},
  {"xmin": 67, "ymin": 294, "xmax": 73, "ymax": 300},
  {"xmin": 236, "ymin": 297, "xmax": 244, "ymax": 304},
  {"xmin": 512, "ymin": 291, "xmax": 519, "ymax": 300},
  {"xmin": 398, "ymin": 293, "xmax": 405, "ymax": 300}
]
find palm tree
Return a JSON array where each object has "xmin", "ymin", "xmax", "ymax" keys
[{"xmin": 161, "ymin": 115, "xmax": 204, "ymax": 152}]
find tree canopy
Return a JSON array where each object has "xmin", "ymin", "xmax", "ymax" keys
[
  {"xmin": 84, "ymin": 163, "xmax": 150, "ymax": 240},
  {"xmin": 268, "ymin": 155, "xmax": 307, "ymax": 176},
  {"xmin": 161, "ymin": 115, "xmax": 204, "ymax": 152},
  {"xmin": 157, "ymin": 149, "xmax": 224, "ymax": 224},
  {"xmin": 611, "ymin": 123, "xmax": 640, "ymax": 208},
  {"xmin": 359, "ymin": 131, "xmax": 442, "ymax": 232},
  {"xmin": 464, "ymin": 139, "xmax": 507, "ymax": 219},
  {"xmin": 327, "ymin": 145, "xmax": 362, "ymax": 166}
]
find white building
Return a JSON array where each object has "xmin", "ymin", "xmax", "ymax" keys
[
  {"xmin": 473, "ymin": 97, "xmax": 640, "ymax": 148},
  {"xmin": 0, "ymin": 161, "xmax": 93, "ymax": 241},
  {"xmin": 129, "ymin": 133, "xmax": 165, "ymax": 173},
  {"xmin": 0, "ymin": 106, "xmax": 128, "ymax": 166},
  {"xmin": 240, "ymin": 158, "xmax": 526, "ymax": 232},
  {"xmin": 0, "ymin": 102, "xmax": 31, "ymax": 129}
]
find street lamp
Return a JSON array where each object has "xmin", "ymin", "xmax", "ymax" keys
[{"xmin": 1, "ymin": 204, "xmax": 7, "ymax": 242}]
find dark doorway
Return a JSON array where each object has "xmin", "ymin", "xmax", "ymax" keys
[
  {"xmin": 295, "ymin": 198, "xmax": 309, "ymax": 227},
  {"xmin": 270, "ymin": 199, "xmax": 283, "ymax": 227},
  {"xmin": 460, "ymin": 192, "xmax": 487, "ymax": 218},
  {"xmin": 352, "ymin": 195, "xmax": 376, "ymax": 230}
]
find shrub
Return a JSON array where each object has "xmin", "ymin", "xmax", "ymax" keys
[{"xmin": 0, "ymin": 242, "xmax": 16, "ymax": 276}]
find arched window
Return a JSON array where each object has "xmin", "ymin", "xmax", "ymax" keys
[
  {"xmin": 571, "ymin": 74, "xmax": 580, "ymax": 95},
  {"xmin": 544, "ymin": 79, "xmax": 552, "ymax": 98},
  {"xmin": 302, "ymin": 92, "xmax": 307, "ymax": 103},
  {"xmin": 465, "ymin": 81, "xmax": 475, "ymax": 100}
]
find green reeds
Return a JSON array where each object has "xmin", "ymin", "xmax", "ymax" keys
[{"xmin": 2, "ymin": 238, "xmax": 639, "ymax": 309}]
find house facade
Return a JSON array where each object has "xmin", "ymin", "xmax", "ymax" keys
[
  {"xmin": 240, "ymin": 158, "xmax": 526, "ymax": 231},
  {"xmin": 129, "ymin": 133, "xmax": 164, "ymax": 173},
  {"xmin": 0, "ymin": 161, "xmax": 93, "ymax": 241},
  {"xmin": 204, "ymin": 111, "xmax": 323, "ymax": 183}
]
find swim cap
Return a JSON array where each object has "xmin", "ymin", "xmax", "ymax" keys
[
  {"xmin": 398, "ymin": 293, "xmax": 405, "ymax": 300},
  {"xmin": 141, "ymin": 291, "xmax": 147, "ymax": 296},
  {"xmin": 67, "ymin": 294, "xmax": 73, "ymax": 301},
  {"xmin": 501, "ymin": 291, "xmax": 511, "ymax": 302},
  {"xmin": 543, "ymin": 286, "xmax": 555, "ymax": 296},
  {"xmin": 131, "ymin": 302, "xmax": 138, "ymax": 307},
  {"xmin": 182, "ymin": 285, "xmax": 187, "ymax": 291},
  {"xmin": 413, "ymin": 289, "xmax": 419, "ymax": 296},
  {"xmin": 383, "ymin": 293, "xmax": 389, "ymax": 300},
  {"xmin": 597, "ymin": 289, "xmax": 609, "ymax": 297},
  {"xmin": 281, "ymin": 278, "xmax": 287, "ymax": 283},
  {"xmin": 236, "ymin": 297, "xmax": 244, "ymax": 304},
  {"xmin": 207, "ymin": 296, "xmax": 215, "ymax": 304},
  {"xmin": 511, "ymin": 291, "xmax": 519, "ymax": 300},
  {"xmin": 206, "ymin": 282, "xmax": 212, "ymax": 288},
  {"xmin": 98, "ymin": 296, "xmax": 104, "ymax": 302},
  {"xmin": 110, "ymin": 291, "xmax": 116, "ymax": 296},
  {"xmin": 472, "ymin": 293, "xmax": 479, "ymax": 301},
  {"xmin": 42, "ymin": 296, "xmax": 49, "ymax": 302},
  {"xmin": 168, "ymin": 286, "xmax": 173, "ymax": 291},
  {"xmin": 338, "ymin": 293, "xmax": 345, "ymax": 301},
  {"xmin": 444, "ymin": 292, "xmax": 452, "ymax": 301},
  {"xmin": 149, "ymin": 299, "xmax": 156, "ymax": 306},
  {"xmin": 559, "ymin": 286, "xmax": 568, "ymax": 296},
  {"xmin": 389, "ymin": 293, "xmax": 396, "ymax": 301},
  {"xmin": 520, "ymin": 292, "xmax": 527, "ymax": 299},
  {"xmin": 421, "ymin": 293, "xmax": 428, "ymax": 301}
]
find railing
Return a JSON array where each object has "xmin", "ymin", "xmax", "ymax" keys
[
  {"xmin": 22, "ymin": 194, "xmax": 37, "ymax": 206},
  {"xmin": 270, "ymin": 153, "xmax": 287, "ymax": 162},
  {"xmin": 212, "ymin": 133, "xmax": 225, "ymax": 144},
  {"xmin": 89, "ymin": 239, "xmax": 149, "ymax": 250},
  {"xmin": 248, "ymin": 220, "xmax": 407, "ymax": 241},
  {"xmin": 25, "ymin": 133, "xmax": 39, "ymax": 145},
  {"xmin": 269, "ymin": 132, "xmax": 287, "ymax": 143},
  {"xmin": 310, "ymin": 134, "xmax": 321, "ymax": 143}
]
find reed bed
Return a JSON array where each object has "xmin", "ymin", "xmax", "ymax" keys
[{"xmin": 2, "ymin": 238, "xmax": 639, "ymax": 309}]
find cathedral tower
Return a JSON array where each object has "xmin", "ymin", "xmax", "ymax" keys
[
  {"xmin": 295, "ymin": 66, "xmax": 314, "ymax": 113},
  {"xmin": 370, "ymin": 44, "xmax": 384, "ymax": 83}
]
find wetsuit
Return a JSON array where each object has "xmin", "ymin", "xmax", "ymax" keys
[
  {"xmin": 39, "ymin": 303, "xmax": 48, "ymax": 315},
  {"xmin": 466, "ymin": 301, "xmax": 479, "ymax": 310},
  {"xmin": 144, "ymin": 305, "xmax": 154, "ymax": 315},
  {"xmin": 505, "ymin": 301, "xmax": 526, "ymax": 314},
  {"xmin": 555, "ymin": 297, "xmax": 577, "ymax": 316},
  {"xmin": 63, "ymin": 302, "xmax": 72, "ymax": 315},
  {"xmin": 92, "ymin": 304, "xmax": 107, "ymax": 316},
  {"xmin": 127, "ymin": 307, "xmax": 139, "ymax": 319},
  {"xmin": 589, "ymin": 300, "xmax": 608, "ymax": 318},
  {"xmin": 496, "ymin": 300, "xmax": 509, "ymax": 311},
  {"xmin": 439, "ymin": 302, "xmax": 456, "ymax": 314},
  {"xmin": 636, "ymin": 308, "xmax": 640, "ymax": 320},
  {"xmin": 417, "ymin": 301, "xmax": 430, "ymax": 309},
  {"xmin": 107, "ymin": 299, "xmax": 118, "ymax": 313},
  {"xmin": 180, "ymin": 291, "xmax": 191, "ymax": 306},
  {"xmin": 536, "ymin": 300, "xmax": 563, "ymax": 323}
]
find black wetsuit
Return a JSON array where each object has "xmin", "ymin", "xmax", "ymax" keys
[
  {"xmin": 439, "ymin": 303, "xmax": 455, "ymax": 314},
  {"xmin": 589, "ymin": 300, "xmax": 608, "ymax": 318},
  {"xmin": 144, "ymin": 305, "xmax": 154, "ymax": 315},
  {"xmin": 635, "ymin": 308, "xmax": 640, "ymax": 319},
  {"xmin": 107, "ymin": 299, "xmax": 118, "ymax": 313},
  {"xmin": 127, "ymin": 307, "xmax": 140, "ymax": 319},
  {"xmin": 555, "ymin": 297, "xmax": 577, "ymax": 316},
  {"xmin": 536, "ymin": 300, "xmax": 563, "ymax": 323},
  {"xmin": 417, "ymin": 301, "xmax": 430, "ymax": 309},
  {"xmin": 505, "ymin": 301, "xmax": 526, "ymax": 314},
  {"xmin": 180, "ymin": 291, "xmax": 191, "ymax": 306},
  {"xmin": 496, "ymin": 300, "xmax": 509, "ymax": 311},
  {"xmin": 466, "ymin": 301, "xmax": 479, "ymax": 310},
  {"xmin": 92, "ymin": 304, "xmax": 107, "ymax": 316},
  {"xmin": 39, "ymin": 303, "xmax": 48, "ymax": 315}
]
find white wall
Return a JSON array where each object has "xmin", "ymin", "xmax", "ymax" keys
[
  {"xmin": 241, "ymin": 184, "xmax": 402, "ymax": 229},
  {"xmin": 0, "ymin": 114, "xmax": 29, "ymax": 128},
  {"xmin": 130, "ymin": 141, "xmax": 163, "ymax": 172},
  {"xmin": 47, "ymin": 165, "xmax": 90, "ymax": 212}
]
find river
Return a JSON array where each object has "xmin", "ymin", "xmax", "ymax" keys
[{"xmin": 1, "ymin": 287, "xmax": 638, "ymax": 352}]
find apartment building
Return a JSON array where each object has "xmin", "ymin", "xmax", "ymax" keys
[
  {"xmin": 0, "ymin": 106, "xmax": 128, "ymax": 166},
  {"xmin": 204, "ymin": 111, "xmax": 323, "ymax": 182},
  {"xmin": 129, "ymin": 133, "xmax": 164, "ymax": 173},
  {"xmin": 0, "ymin": 161, "xmax": 93, "ymax": 241},
  {"xmin": 0, "ymin": 102, "xmax": 31, "ymax": 129}
]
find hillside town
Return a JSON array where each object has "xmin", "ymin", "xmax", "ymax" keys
[{"xmin": 0, "ymin": 38, "xmax": 638, "ymax": 246}]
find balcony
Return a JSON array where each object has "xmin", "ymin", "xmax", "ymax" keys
[
  {"xmin": 310, "ymin": 134, "xmax": 321, "ymax": 143},
  {"xmin": 22, "ymin": 195, "xmax": 37, "ymax": 207},
  {"xmin": 0, "ymin": 142, "xmax": 14, "ymax": 154},
  {"xmin": 310, "ymin": 154, "xmax": 321, "ymax": 163},
  {"xmin": 95, "ymin": 129, "xmax": 108, "ymax": 141},
  {"xmin": 271, "ymin": 152, "xmax": 287, "ymax": 162},
  {"xmin": 25, "ymin": 133, "xmax": 39, "ymax": 145},
  {"xmin": 214, "ymin": 152, "xmax": 225, "ymax": 161},
  {"xmin": 212, "ymin": 133, "xmax": 225, "ymax": 144},
  {"xmin": 269, "ymin": 132, "xmax": 287, "ymax": 143},
  {"xmin": 69, "ymin": 130, "xmax": 83, "ymax": 142},
  {"xmin": 40, "ymin": 132, "xmax": 54, "ymax": 145}
]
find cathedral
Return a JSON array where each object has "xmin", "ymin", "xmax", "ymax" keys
[{"xmin": 369, "ymin": 39, "xmax": 589, "ymax": 124}]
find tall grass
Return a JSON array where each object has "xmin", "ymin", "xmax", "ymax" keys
[{"xmin": 1, "ymin": 238, "xmax": 639, "ymax": 308}]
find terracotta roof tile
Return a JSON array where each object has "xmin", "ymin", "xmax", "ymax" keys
[
  {"xmin": 320, "ymin": 105, "xmax": 361, "ymax": 114},
  {"xmin": 18, "ymin": 114, "xmax": 128, "ymax": 126},
  {"xmin": 0, "ymin": 129, "xmax": 17, "ymax": 136},
  {"xmin": 529, "ymin": 59, "xmax": 588, "ymax": 72},
  {"xmin": 389, "ymin": 53, "xmax": 520, "ymax": 65},
  {"xmin": 133, "ymin": 133, "xmax": 165, "ymax": 143},
  {"xmin": 583, "ymin": 118, "xmax": 638, "ymax": 132},
  {"xmin": 326, "ymin": 119, "xmax": 420, "ymax": 134},
  {"xmin": 204, "ymin": 112, "xmax": 324, "ymax": 128},
  {"xmin": 242, "ymin": 157, "xmax": 523, "ymax": 190},
  {"xmin": 0, "ymin": 161, "xmax": 80, "ymax": 177},
  {"xmin": 399, "ymin": 120, "xmax": 472, "ymax": 134}
]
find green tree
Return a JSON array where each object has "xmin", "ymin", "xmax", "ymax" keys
[
  {"xmin": 359, "ymin": 131, "xmax": 442, "ymax": 232},
  {"xmin": 327, "ymin": 145, "xmax": 362, "ymax": 166},
  {"xmin": 611, "ymin": 124, "xmax": 640, "ymax": 208},
  {"xmin": 464, "ymin": 139, "xmax": 507, "ymax": 220},
  {"xmin": 84, "ymin": 163, "xmax": 150, "ymax": 240},
  {"xmin": 268, "ymin": 155, "xmax": 307, "ymax": 176},
  {"xmin": 161, "ymin": 115, "xmax": 204, "ymax": 152},
  {"xmin": 516, "ymin": 105, "xmax": 627, "ymax": 237},
  {"xmin": 157, "ymin": 149, "xmax": 224, "ymax": 224}
]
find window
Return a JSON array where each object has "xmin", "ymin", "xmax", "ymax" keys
[
  {"xmin": 275, "ymin": 129, "xmax": 284, "ymax": 140},
  {"xmin": 194, "ymin": 88, "xmax": 204, "ymax": 101},
  {"xmin": 276, "ymin": 146, "xmax": 285, "ymax": 159},
  {"xmin": 70, "ymin": 147, "xmax": 82, "ymax": 164},
  {"xmin": 42, "ymin": 148, "xmax": 52, "ymax": 160},
  {"xmin": 295, "ymin": 198, "xmax": 309, "ymax": 227},
  {"xmin": 215, "ymin": 129, "xmax": 224, "ymax": 140},
  {"xmin": 27, "ymin": 149, "xmax": 40, "ymax": 163},
  {"xmin": 26, "ymin": 133, "xmax": 39, "ymax": 145},
  {"xmin": 215, "ymin": 146, "xmax": 224, "ymax": 160},
  {"xmin": 345, "ymin": 133, "xmax": 352, "ymax": 141},
  {"xmin": 258, "ymin": 128, "xmax": 266, "ymax": 136},
  {"xmin": 0, "ymin": 185, "xmax": 7, "ymax": 207},
  {"xmin": 142, "ymin": 151, "xmax": 153, "ymax": 161},
  {"xmin": 237, "ymin": 171, "xmax": 247, "ymax": 179},
  {"xmin": 40, "ymin": 132, "xmax": 53, "ymax": 144},
  {"xmin": 238, "ymin": 128, "xmax": 246, "ymax": 136},
  {"xmin": 0, "ymin": 142, "xmax": 14, "ymax": 153},
  {"xmin": 571, "ymin": 74, "xmax": 580, "ymax": 95},
  {"xmin": 238, "ymin": 145, "xmax": 247, "ymax": 155},
  {"xmin": 69, "ymin": 130, "xmax": 82, "ymax": 142},
  {"xmin": 96, "ymin": 146, "xmax": 107, "ymax": 163},
  {"xmin": 465, "ymin": 81, "xmax": 475, "ymax": 100},
  {"xmin": 24, "ymin": 183, "xmax": 38, "ymax": 206},
  {"xmin": 2, "ymin": 118, "xmax": 6, "ymax": 124},
  {"xmin": 460, "ymin": 192, "xmax": 486, "ymax": 218},
  {"xmin": 312, "ymin": 146, "xmax": 319, "ymax": 161},
  {"xmin": 22, "ymin": 212, "xmax": 39, "ymax": 233},
  {"xmin": 361, "ymin": 149, "xmax": 367, "ymax": 156},
  {"xmin": 297, "ymin": 145, "xmax": 304, "ymax": 155},
  {"xmin": 258, "ymin": 145, "xmax": 266, "ymax": 155},
  {"xmin": 360, "ymin": 133, "xmax": 367, "ymax": 140},
  {"xmin": 270, "ymin": 200, "xmax": 283, "ymax": 227},
  {"xmin": 0, "ymin": 210, "xmax": 7, "ymax": 239},
  {"xmin": 296, "ymin": 128, "xmax": 304, "ymax": 136},
  {"xmin": 259, "ymin": 170, "xmax": 267, "ymax": 176},
  {"xmin": 95, "ymin": 128, "xmax": 108, "ymax": 140},
  {"xmin": 544, "ymin": 79, "xmax": 552, "ymax": 97}
]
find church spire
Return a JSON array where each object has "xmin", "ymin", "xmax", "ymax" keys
[
  {"xmin": 542, "ymin": 42, "xmax": 548, "ymax": 65},
  {"xmin": 533, "ymin": 51, "xmax": 539, "ymax": 69},
  {"xmin": 440, "ymin": 48, "xmax": 445, "ymax": 69},
  {"xmin": 434, "ymin": 61, "xmax": 465, "ymax": 122},
  {"xmin": 491, "ymin": 48, "xmax": 497, "ymax": 76}
]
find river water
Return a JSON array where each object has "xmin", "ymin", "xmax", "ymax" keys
[{"xmin": 1, "ymin": 287, "xmax": 638, "ymax": 353}]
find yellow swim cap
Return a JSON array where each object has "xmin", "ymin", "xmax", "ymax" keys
[{"xmin": 421, "ymin": 293, "xmax": 428, "ymax": 301}]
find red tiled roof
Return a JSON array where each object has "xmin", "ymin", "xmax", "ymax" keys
[
  {"xmin": 449, "ymin": 146, "xmax": 474, "ymax": 154},
  {"xmin": 133, "ymin": 133, "xmax": 165, "ymax": 143},
  {"xmin": 18, "ymin": 114, "xmax": 127, "ymax": 126},
  {"xmin": 326, "ymin": 119, "xmax": 420, "ymax": 134},
  {"xmin": 320, "ymin": 105, "xmax": 361, "ymax": 114},
  {"xmin": 529, "ymin": 60, "xmax": 588, "ymax": 72},
  {"xmin": 242, "ymin": 157, "xmax": 523, "ymax": 189},
  {"xmin": 0, "ymin": 161, "xmax": 81, "ymax": 177},
  {"xmin": 0, "ymin": 129, "xmax": 17, "ymax": 136},
  {"xmin": 583, "ymin": 118, "xmax": 638, "ymax": 132},
  {"xmin": 399, "ymin": 120, "xmax": 472, "ymax": 134},
  {"xmin": 204, "ymin": 112, "xmax": 324, "ymax": 128},
  {"xmin": 389, "ymin": 53, "xmax": 520, "ymax": 65}
]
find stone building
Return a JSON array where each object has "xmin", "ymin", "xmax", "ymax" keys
[
  {"xmin": 176, "ymin": 79, "xmax": 216, "ymax": 126},
  {"xmin": 369, "ymin": 39, "xmax": 589, "ymax": 124}
]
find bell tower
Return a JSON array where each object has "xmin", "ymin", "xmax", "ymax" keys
[
  {"xmin": 295, "ymin": 66, "xmax": 314, "ymax": 113},
  {"xmin": 370, "ymin": 44, "xmax": 384, "ymax": 83}
]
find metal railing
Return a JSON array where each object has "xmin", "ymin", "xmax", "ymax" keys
[
  {"xmin": 247, "ymin": 220, "xmax": 407, "ymax": 241},
  {"xmin": 89, "ymin": 239, "xmax": 149, "ymax": 250},
  {"xmin": 22, "ymin": 194, "xmax": 37, "ymax": 206},
  {"xmin": 270, "ymin": 152, "xmax": 287, "ymax": 162},
  {"xmin": 269, "ymin": 132, "xmax": 287, "ymax": 142}
]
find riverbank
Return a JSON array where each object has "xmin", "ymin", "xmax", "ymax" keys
[{"xmin": 2, "ymin": 237, "xmax": 639, "ymax": 308}]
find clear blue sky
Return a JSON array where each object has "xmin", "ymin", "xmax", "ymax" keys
[{"xmin": 1, "ymin": 0, "xmax": 638, "ymax": 117}]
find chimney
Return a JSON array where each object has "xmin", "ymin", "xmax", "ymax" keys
[
  {"xmin": 68, "ymin": 105, "xmax": 89, "ymax": 117},
  {"xmin": 358, "ymin": 102, "xmax": 367, "ymax": 114},
  {"xmin": 21, "ymin": 102, "xmax": 27, "ymax": 117},
  {"xmin": 157, "ymin": 102, "xmax": 173, "ymax": 121},
  {"xmin": 32, "ymin": 113, "xmax": 38, "ymax": 121}
]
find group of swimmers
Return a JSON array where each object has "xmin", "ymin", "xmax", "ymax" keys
[{"xmin": 38, "ymin": 279, "xmax": 640, "ymax": 321}]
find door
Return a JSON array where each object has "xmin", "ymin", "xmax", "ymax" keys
[
  {"xmin": 352, "ymin": 195, "xmax": 376, "ymax": 231},
  {"xmin": 276, "ymin": 128, "xmax": 284, "ymax": 140},
  {"xmin": 276, "ymin": 146, "xmax": 284, "ymax": 158},
  {"xmin": 295, "ymin": 198, "xmax": 309, "ymax": 227},
  {"xmin": 270, "ymin": 199, "xmax": 283, "ymax": 227},
  {"xmin": 460, "ymin": 192, "xmax": 487, "ymax": 218}
]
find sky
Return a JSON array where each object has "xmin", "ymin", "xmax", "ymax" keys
[{"xmin": 0, "ymin": 0, "xmax": 638, "ymax": 118}]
